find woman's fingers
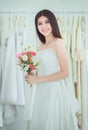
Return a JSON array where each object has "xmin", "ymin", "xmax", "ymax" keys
[{"xmin": 25, "ymin": 75, "xmax": 29, "ymax": 82}]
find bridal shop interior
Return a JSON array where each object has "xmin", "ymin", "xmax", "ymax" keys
[{"xmin": 0, "ymin": 0, "xmax": 88, "ymax": 130}]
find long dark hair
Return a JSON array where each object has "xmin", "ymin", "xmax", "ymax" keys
[{"xmin": 35, "ymin": 9, "xmax": 62, "ymax": 44}]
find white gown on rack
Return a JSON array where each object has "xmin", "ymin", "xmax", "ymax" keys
[{"xmin": 27, "ymin": 48, "xmax": 80, "ymax": 130}]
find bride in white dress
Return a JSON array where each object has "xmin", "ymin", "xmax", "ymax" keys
[{"xmin": 25, "ymin": 9, "xmax": 80, "ymax": 130}]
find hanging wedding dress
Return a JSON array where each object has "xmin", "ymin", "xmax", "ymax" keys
[
  {"xmin": 81, "ymin": 15, "xmax": 88, "ymax": 130},
  {"xmin": 15, "ymin": 16, "xmax": 25, "ymax": 105},
  {"xmin": 26, "ymin": 48, "xmax": 80, "ymax": 130},
  {"xmin": 1, "ymin": 32, "xmax": 18, "ymax": 104},
  {"xmin": 0, "ymin": 46, "xmax": 3, "ymax": 127},
  {"xmin": 1, "ymin": 15, "xmax": 25, "ymax": 105},
  {"xmin": 0, "ymin": 16, "xmax": 17, "ymax": 128}
]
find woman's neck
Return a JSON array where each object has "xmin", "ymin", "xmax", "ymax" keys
[{"xmin": 45, "ymin": 35, "xmax": 55, "ymax": 45}]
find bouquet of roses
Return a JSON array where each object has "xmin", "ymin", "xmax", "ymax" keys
[{"xmin": 16, "ymin": 44, "xmax": 40, "ymax": 75}]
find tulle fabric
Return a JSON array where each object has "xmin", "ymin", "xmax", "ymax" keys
[{"xmin": 26, "ymin": 49, "xmax": 80, "ymax": 130}]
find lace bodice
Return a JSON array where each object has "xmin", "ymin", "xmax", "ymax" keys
[{"xmin": 37, "ymin": 48, "xmax": 61, "ymax": 76}]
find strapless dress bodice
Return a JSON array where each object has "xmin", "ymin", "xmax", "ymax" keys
[{"xmin": 37, "ymin": 48, "xmax": 61, "ymax": 76}]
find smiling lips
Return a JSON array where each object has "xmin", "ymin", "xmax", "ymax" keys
[{"xmin": 42, "ymin": 29, "xmax": 48, "ymax": 32}]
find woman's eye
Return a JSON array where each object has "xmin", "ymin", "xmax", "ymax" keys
[
  {"xmin": 37, "ymin": 21, "xmax": 50, "ymax": 25},
  {"xmin": 37, "ymin": 22, "xmax": 42, "ymax": 25},
  {"xmin": 46, "ymin": 21, "xmax": 49, "ymax": 23}
]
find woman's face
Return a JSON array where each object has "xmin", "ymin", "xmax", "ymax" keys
[{"xmin": 37, "ymin": 16, "xmax": 52, "ymax": 37}]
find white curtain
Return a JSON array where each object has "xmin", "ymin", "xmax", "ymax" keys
[{"xmin": 0, "ymin": 12, "xmax": 88, "ymax": 130}]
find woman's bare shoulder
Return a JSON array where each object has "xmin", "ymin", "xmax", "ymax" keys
[
  {"xmin": 56, "ymin": 38, "xmax": 64, "ymax": 44},
  {"xmin": 54, "ymin": 38, "xmax": 64, "ymax": 49}
]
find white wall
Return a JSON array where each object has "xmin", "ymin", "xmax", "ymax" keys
[{"xmin": 0, "ymin": 0, "xmax": 88, "ymax": 12}]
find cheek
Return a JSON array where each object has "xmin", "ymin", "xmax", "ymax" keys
[
  {"xmin": 37, "ymin": 26, "xmax": 41, "ymax": 31},
  {"xmin": 38, "ymin": 26, "xmax": 43, "ymax": 34},
  {"xmin": 49, "ymin": 25, "xmax": 52, "ymax": 30},
  {"xmin": 49, "ymin": 27, "xmax": 53, "ymax": 33}
]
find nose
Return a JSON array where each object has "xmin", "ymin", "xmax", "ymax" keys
[{"xmin": 42, "ymin": 23, "xmax": 47, "ymax": 29}]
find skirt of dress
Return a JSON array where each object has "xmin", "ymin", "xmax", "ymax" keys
[{"xmin": 27, "ymin": 79, "xmax": 80, "ymax": 130}]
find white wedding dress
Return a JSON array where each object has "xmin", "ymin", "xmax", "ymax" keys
[{"xmin": 27, "ymin": 48, "xmax": 80, "ymax": 130}]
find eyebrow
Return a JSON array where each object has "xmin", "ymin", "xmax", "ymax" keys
[{"xmin": 37, "ymin": 19, "xmax": 49, "ymax": 23}]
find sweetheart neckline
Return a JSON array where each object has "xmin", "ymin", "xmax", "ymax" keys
[{"xmin": 37, "ymin": 48, "xmax": 56, "ymax": 55}]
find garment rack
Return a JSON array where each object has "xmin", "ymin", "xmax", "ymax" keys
[{"xmin": 0, "ymin": 11, "xmax": 88, "ymax": 14}]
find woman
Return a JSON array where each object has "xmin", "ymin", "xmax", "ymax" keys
[{"xmin": 25, "ymin": 9, "xmax": 79, "ymax": 130}]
